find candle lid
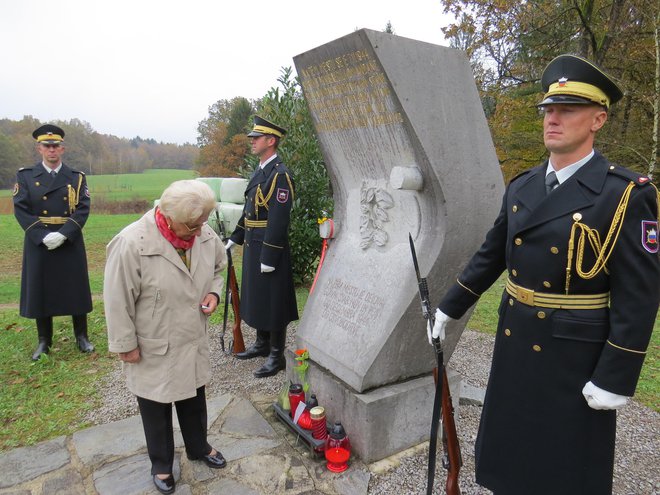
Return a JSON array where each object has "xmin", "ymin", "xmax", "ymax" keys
[{"xmin": 310, "ymin": 406, "xmax": 325, "ymax": 420}]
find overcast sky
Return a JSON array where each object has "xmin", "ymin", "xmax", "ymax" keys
[{"xmin": 1, "ymin": 0, "xmax": 453, "ymax": 145}]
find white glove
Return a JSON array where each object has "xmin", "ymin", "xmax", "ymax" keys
[
  {"xmin": 261, "ymin": 263, "xmax": 275, "ymax": 273},
  {"xmin": 582, "ymin": 381, "xmax": 629, "ymax": 410},
  {"xmin": 43, "ymin": 232, "xmax": 67, "ymax": 250},
  {"xmin": 225, "ymin": 240, "xmax": 235, "ymax": 251},
  {"xmin": 427, "ymin": 308, "xmax": 450, "ymax": 345}
]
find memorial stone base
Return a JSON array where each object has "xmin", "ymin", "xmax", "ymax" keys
[{"xmin": 285, "ymin": 349, "xmax": 461, "ymax": 463}]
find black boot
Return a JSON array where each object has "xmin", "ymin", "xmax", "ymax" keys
[
  {"xmin": 254, "ymin": 329, "xmax": 286, "ymax": 378},
  {"xmin": 235, "ymin": 330, "xmax": 270, "ymax": 360},
  {"xmin": 32, "ymin": 317, "xmax": 53, "ymax": 361},
  {"xmin": 73, "ymin": 314, "xmax": 95, "ymax": 353}
]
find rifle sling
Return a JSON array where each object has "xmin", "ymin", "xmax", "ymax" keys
[{"xmin": 427, "ymin": 348, "xmax": 444, "ymax": 495}]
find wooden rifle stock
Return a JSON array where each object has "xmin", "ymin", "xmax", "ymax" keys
[
  {"xmin": 227, "ymin": 262, "xmax": 245, "ymax": 354},
  {"xmin": 433, "ymin": 367, "xmax": 462, "ymax": 495}
]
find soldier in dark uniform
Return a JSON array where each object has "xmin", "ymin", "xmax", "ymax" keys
[
  {"xmin": 429, "ymin": 55, "xmax": 660, "ymax": 494},
  {"xmin": 13, "ymin": 124, "xmax": 94, "ymax": 361},
  {"xmin": 226, "ymin": 116, "xmax": 298, "ymax": 378}
]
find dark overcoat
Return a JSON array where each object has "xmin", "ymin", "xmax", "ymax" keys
[
  {"xmin": 13, "ymin": 163, "xmax": 93, "ymax": 318},
  {"xmin": 229, "ymin": 156, "xmax": 298, "ymax": 332},
  {"xmin": 439, "ymin": 152, "xmax": 659, "ymax": 495}
]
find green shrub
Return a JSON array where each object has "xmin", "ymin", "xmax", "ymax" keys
[{"xmin": 253, "ymin": 67, "xmax": 334, "ymax": 285}]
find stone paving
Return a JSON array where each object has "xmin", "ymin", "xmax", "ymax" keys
[{"xmin": 0, "ymin": 393, "xmax": 372, "ymax": 495}]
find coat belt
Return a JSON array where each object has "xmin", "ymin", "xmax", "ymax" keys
[
  {"xmin": 39, "ymin": 216, "xmax": 68, "ymax": 225},
  {"xmin": 506, "ymin": 278, "xmax": 609, "ymax": 309},
  {"xmin": 245, "ymin": 219, "xmax": 267, "ymax": 228}
]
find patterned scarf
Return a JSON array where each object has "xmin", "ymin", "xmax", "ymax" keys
[{"xmin": 154, "ymin": 207, "xmax": 196, "ymax": 250}]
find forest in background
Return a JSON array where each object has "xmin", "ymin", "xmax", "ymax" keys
[{"xmin": 0, "ymin": 116, "xmax": 198, "ymax": 189}]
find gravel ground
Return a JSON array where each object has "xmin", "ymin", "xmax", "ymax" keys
[{"xmin": 85, "ymin": 325, "xmax": 659, "ymax": 495}]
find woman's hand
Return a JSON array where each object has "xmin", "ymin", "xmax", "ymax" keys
[
  {"xmin": 200, "ymin": 293, "xmax": 219, "ymax": 315},
  {"xmin": 119, "ymin": 347, "xmax": 141, "ymax": 363}
]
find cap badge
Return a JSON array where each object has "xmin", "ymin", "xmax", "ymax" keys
[
  {"xmin": 642, "ymin": 221, "xmax": 658, "ymax": 253},
  {"xmin": 558, "ymin": 77, "xmax": 568, "ymax": 87}
]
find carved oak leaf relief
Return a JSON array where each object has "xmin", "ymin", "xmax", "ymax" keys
[{"xmin": 359, "ymin": 182, "xmax": 395, "ymax": 249}]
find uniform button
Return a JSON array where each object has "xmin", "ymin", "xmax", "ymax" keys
[
  {"xmin": 533, "ymin": 345, "xmax": 542, "ymax": 352},
  {"xmin": 63, "ymin": 196, "xmax": 67, "ymax": 201},
  {"xmin": 550, "ymin": 247, "xmax": 559, "ymax": 254},
  {"xmin": 537, "ymin": 311, "xmax": 546, "ymax": 319},
  {"xmin": 504, "ymin": 329, "xmax": 511, "ymax": 337},
  {"xmin": 512, "ymin": 205, "xmax": 518, "ymax": 212},
  {"xmin": 514, "ymin": 238, "xmax": 522, "ymax": 246},
  {"xmin": 573, "ymin": 213, "xmax": 582, "ymax": 221},
  {"xmin": 36, "ymin": 182, "xmax": 41, "ymax": 186},
  {"xmin": 511, "ymin": 269, "xmax": 517, "ymax": 277},
  {"xmin": 509, "ymin": 299, "xmax": 514, "ymax": 306},
  {"xmin": 42, "ymin": 210, "xmax": 48, "ymax": 214},
  {"xmin": 543, "ymin": 281, "xmax": 551, "ymax": 288},
  {"xmin": 42, "ymin": 196, "xmax": 47, "ymax": 200}
]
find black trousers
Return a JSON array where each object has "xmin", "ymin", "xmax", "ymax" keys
[{"xmin": 136, "ymin": 386, "xmax": 211, "ymax": 475}]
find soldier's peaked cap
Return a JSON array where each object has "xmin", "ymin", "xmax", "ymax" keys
[
  {"xmin": 539, "ymin": 54, "xmax": 623, "ymax": 109},
  {"xmin": 32, "ymin": 124, "xmax": 65, "ymax": 144},
  {"xmin": 247, "ymin": 116, "xmax": 287, "ymax": 138}
]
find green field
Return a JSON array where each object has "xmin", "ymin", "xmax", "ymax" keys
[
  {"xmin": 87, "ymin": 169, "xmax": 198, "ymax": 202},
  {"xmin": 0, "ymin": 168, "xmax": 198, "ymax": 200}
]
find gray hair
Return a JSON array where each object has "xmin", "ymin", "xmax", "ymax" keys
[{"xmin": 159, "ymin": 180, "xmax": 216, "ymax": 223}]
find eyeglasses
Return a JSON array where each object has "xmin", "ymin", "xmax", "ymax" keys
[
  {"xmin": 42, "ymin": 143, "xmax": 62, "ymax": 149},
  {"xmin": 182, "ymin": 221, "xmax": 207, "ymax": 233}
]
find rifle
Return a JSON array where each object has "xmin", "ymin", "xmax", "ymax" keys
[
  {"xmin": 222, "ymin": 247, "xmax": 245, "ymax": 354},
  {"xmin": 409, "ymin": 234, "xmax": 462, "ymax": 495}
]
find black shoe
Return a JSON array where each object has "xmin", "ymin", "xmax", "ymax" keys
[
  {"xmin": 76, "ymin": 335, "xmax": 95, "ymax": 353},
  {"xmin": 31, "ymin": 340, "xmax": 51, "ymax": 361},
  {"xmin": 235, "ymin": 330, "xmax": 270, "ymax": 360},
  {"xmin": 152, "ymin": 474, "xmax": 175, "ymax": 494},
  {"xmin": 253, "ymin": 356, "xmax": 285, "ymax": 378},
  {"xmin": 235, "ymin": 345, "xmax": 270, "ymax": 360},
  {"xmin": 187, "ymin": 449, "xmax": 227, "ymax": 469}
]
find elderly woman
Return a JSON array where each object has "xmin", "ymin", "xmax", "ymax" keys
[{"xmin": 104, "ymin": 180, "xmax": 227, "ymax": 494}]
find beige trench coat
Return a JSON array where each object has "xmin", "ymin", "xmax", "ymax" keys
[{"xmin": 104, "ymin": 209, "xmax": 227, "ymax": 403}]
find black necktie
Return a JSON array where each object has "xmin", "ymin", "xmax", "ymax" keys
[
  {"xmin": 51, "ymin": 170, "xmax": 57, "ymax": 178},
  {"xmin": 545, "ymin": 171, "xmax": 558, "ymax": 194}
]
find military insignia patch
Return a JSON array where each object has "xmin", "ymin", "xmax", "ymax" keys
[
  {"xmin": 12, "ymin": 183, "xmax": 19, "ymax": 196},
  {"xmin": 642, "ymin": 220, "xmax": 658, "ymax": 253},
  {"xmin": 277, "ymin": 188, "xmax": 289, "ymax": 203}
]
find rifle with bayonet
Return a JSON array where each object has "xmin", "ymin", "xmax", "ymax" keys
[{"xmin": 409, "ymin": 233, "xmax": 462, "ymax": 495}]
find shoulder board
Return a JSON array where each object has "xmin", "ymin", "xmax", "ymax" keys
[
  {"xmin": 71, "ymin": 169, "xmax": 85, "ymax": 175},
  {"xmin": 18, "ymin": 166, "xmax": 32, "ymax": 172},
  {"xmin": 607, "ymin": 164, "xmax": 651, "ymax": 186}
]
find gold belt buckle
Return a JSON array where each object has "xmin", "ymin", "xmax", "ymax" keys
[{"xmin": 516, "ymin": 286, "xmax": 535, "ymax": 306}]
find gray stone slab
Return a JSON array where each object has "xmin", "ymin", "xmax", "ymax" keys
[
  {"xmin": 294, "ymin": 29, "xmax": 503, "ymax": 394},
  {"xmin": 228, "ymin": 453, "xmax": 315, "ymax": 494},
  {"xmin": 0, "ymin": 436, "xmax": 69, "ymax": 488},
  {"xmin": 207, "ymin": 433, "xmax": 281, "ymax": 463},
  {"xmin": 92, "ymin": 452, "xmax": 180, "ymax": 495},
  {"xmin": 72, "ymin": 415, "xmax": 144, "ymax": 466},
  {"xmin": 205, "ymin": 478, "xmax": 260, "ymax": 495},
  {"xmin": 42, "ymin": 467, "xmax": 85, "ymax": 495},
  {"xmin": 460, "ymin": 381, "xmax": 486, "ymax": 406},
  {"xmin": 220, "ymin": 397, "xmax": 278, "ymax": 438},
  {"xmin": 332, "ymin": 467, "xmax": 371, "ymax": 495}
]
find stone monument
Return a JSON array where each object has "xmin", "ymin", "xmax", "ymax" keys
[{"xmin": 290, "ymin": 29, "xmax": 504, "ymax": 462}]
